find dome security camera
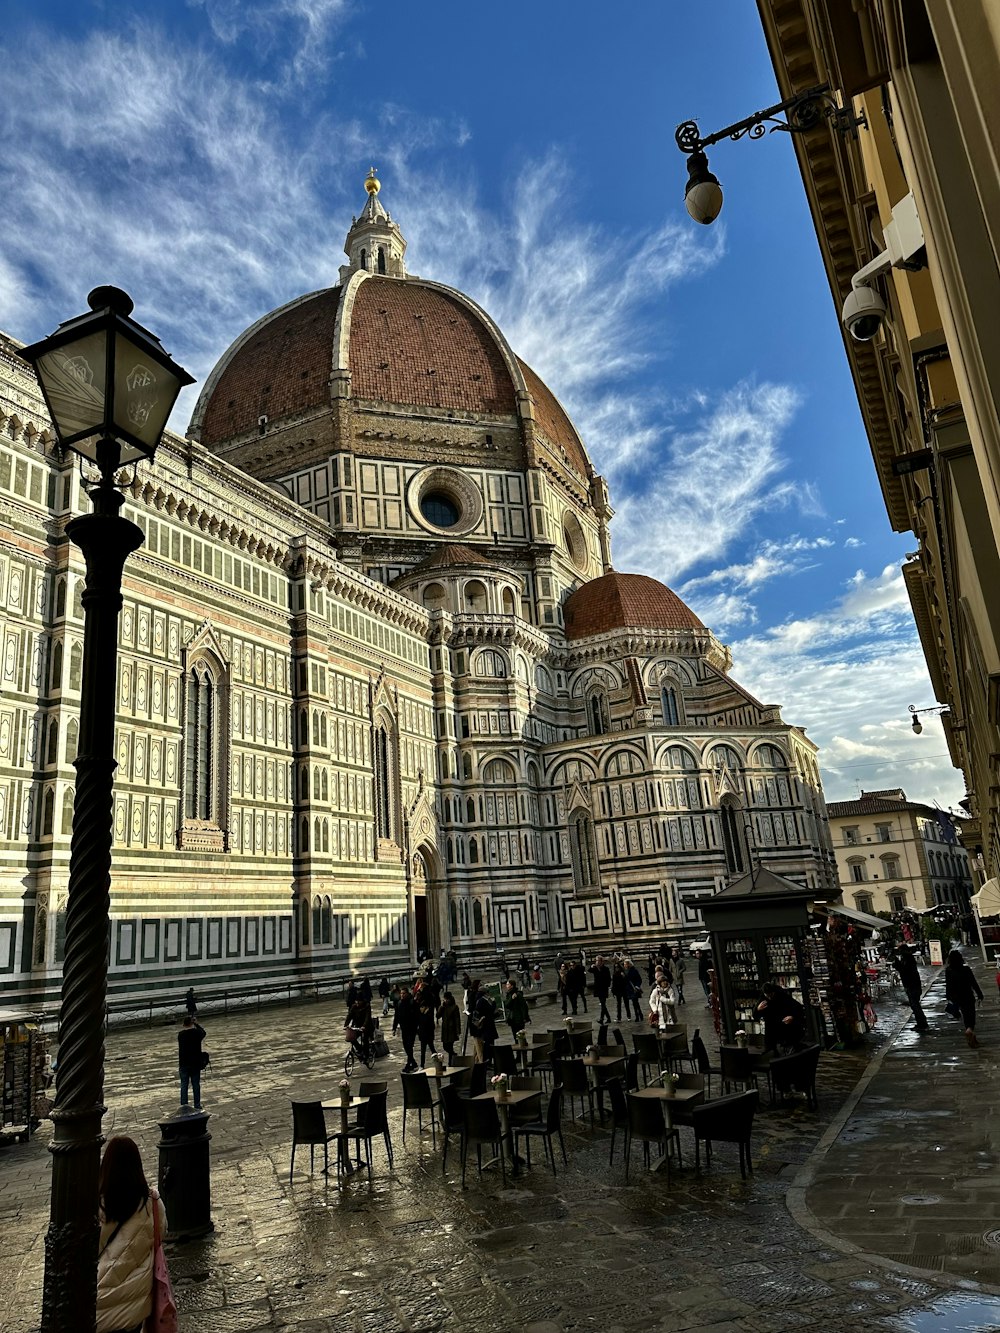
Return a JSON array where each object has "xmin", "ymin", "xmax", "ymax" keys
[{"xmin": 842, "ymin": 283, "xmax": 887, "ymax": 342}]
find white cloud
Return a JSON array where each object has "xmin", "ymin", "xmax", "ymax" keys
[{"xmin": 189, "ymin": 0, "xmax": 350, "ymax": 85}]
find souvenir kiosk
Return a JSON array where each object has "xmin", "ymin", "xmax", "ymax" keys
[
  {"xmin": 1, "ymin": 1010, "xmax": 50, "ymax": 1143},
  {"xmin": 699, "ymin": 868, "xmax": 825, "ymax": 1046}
]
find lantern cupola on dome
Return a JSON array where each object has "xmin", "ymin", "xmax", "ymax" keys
[{"xmin": 341, "ymin": 167, "xmax": 407, "ymax": 279}]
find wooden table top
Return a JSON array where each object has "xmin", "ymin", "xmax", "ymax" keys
[
  {"xmin": 471, "ymin": 1088, "xmax": 541, "ymax": 1105},
  {"xmin": 321, "ymin": 1096, "xmax": 370, "ymax": 1111},
  {"xmin": 581, "ymin": 1053, "xmax": 626, "ymax": 1069},
  {"xmin": 420, "ymin": 1065, "xmax": 463, "ymax": 1079},
  {"xmin": 632, "ymin": 1086, "xmax": 703, "ymax": 1104}
]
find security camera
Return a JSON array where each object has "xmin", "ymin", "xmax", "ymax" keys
[
  {"xmin": 842, "ymin": 282, "xmax": 887, "ymax": 342},
  {"xmin": 841, "ymin": 192, "xmax": 925, "ymax": 342}
]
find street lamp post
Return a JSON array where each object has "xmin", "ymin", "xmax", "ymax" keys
[
  {"xmin": 22, "ymin": 287, "xmax": 192, "ymax": 1333},
  {"xmin": 908, "ymin": 702, "xmax": 950, "ymax": 735}
]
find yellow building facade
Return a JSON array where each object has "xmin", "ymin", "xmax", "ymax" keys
[{"xmin": 758, "ymin": 1, "xmax": 1000, "ymax": 880}]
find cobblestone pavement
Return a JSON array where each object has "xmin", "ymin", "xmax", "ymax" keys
[{"xmin": 3, "ymin": 967, "xmax": 1000, "ymax": 1333}]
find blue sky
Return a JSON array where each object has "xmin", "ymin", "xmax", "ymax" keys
[{"xmin": 0, "ymin": 0, "xmax": 961, "ymax": 807}]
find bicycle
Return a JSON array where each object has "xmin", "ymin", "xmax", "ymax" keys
[{"xmin": 344, "ymin": 1026, "xmax": 376, "ymax": 1077}]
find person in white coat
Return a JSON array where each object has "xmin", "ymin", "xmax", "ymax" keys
[
  {"xmin": 648, "ymin": 968, "xmax": 678, "ymax": 1029},
  {"xmin": 96, "ymin": 1135, "xmax": 167, "ymax": 1333}
]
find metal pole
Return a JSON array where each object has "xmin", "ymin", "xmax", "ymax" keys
[{"xmin": 41, "ymin": 472, "xmax": 143, "ymax": 1333}]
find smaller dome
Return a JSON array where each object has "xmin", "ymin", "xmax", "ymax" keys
[
  {"xmin": 404, "ymin": 543, "xmax": 495, "ymax": 574},
  {"xmin": 563, "ymin": 571, "xmax": 704, "ymax": 641}
]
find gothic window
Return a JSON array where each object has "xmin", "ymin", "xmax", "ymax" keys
[
  {"xmin": 312, "ymin": 895, "xmax": 322, "ymax": 941},
  {"xmin": 466, "ymin": 797, "xmax": 475, "ymax": 822},
  {"xmin": 299, "ymin": 898, "xmax": 310, "ymax": 947},
  {"xmin": 46, "ymin": 718, "xmax": 58, "ymax": 766},
  {"xmin": 720, "ymin": 797, "xmax": 747, "ymax": 875},
  {"xmin": 661, "ymin": 685, "xmax": 680, "ymax": 725},
  {"xmin": 756, "ymin": 743, "xmax": 787, "ymax": 769},
  {"xmin": 54, "ymin": 901, "xmax": 66, "ymax": 963},
  {"xmin": 42, "ymin": 788, "xmax": 54, "ymax": 836},
  {"xmin": 61, "ymin": 789, "xmax": 74, "ymax": 835},
  {"xmin": 666, "ymin": 745, "xmax": 696, "ymax": 770},
  {"xmin": 182, "ymin": 655, "xmax": 229, "ymax": 846},
  {"xmin": 589, "ymin": 692, "xmax": 610, "ymax": 735},
  {"xmin": 470, "ymin": 839, "xmax": 479, "ymax": 864},
  {"xmin": 449, "ymin": 899, "xmax": 458, "ymax": 935},
  {"xmin": 462, "ymin": 753, "xmax": 473, "ymax": 780},
  {"xmin": 377, "ymin": 246, "xmax": 386, "ymax": 274},
  {"xmin": 359, "ymin": 248, "xmax": 367, "ymax": 269},
  {"xmin": 569, "ymin": 809, "xmax": 598, "ymax": 891},
  {"xmin": 69, "ymin": 642, "xmax": 82, "ymax": 690},
  {"xmin": 373, "ymin": 713, "xmax": 399, "ymax": 842},
  {"xmin": 300, "ymin": 766, "xmax": 309, "ymax": 800},
  {"xmin": 473, "ymin": 899, "xmax": 483, "ymax": 934},
  {"xmin": 322, "ymin": 895, "xmax": 332, "ymax": 944},
  {"xmin": 474, "ymin": 649, "xmax": 508, "ymax": 678},
  {"xmin": 50, "ymin": 642, "xmax": 62, "ymax": 692}
]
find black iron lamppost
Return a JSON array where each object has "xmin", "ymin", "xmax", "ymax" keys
[
  {"xmin": 675, "ymin": 84, "xmax": 867, "ymax": 224},
  {"xmin": 908, "ymin": 703, "xmax": 950, "ymax": 735},
  {"xmin": 22, "ymin": 287, "xmax": 193, "ymax": 1333}
]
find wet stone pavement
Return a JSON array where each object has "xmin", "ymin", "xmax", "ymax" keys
[{"xmin": 2, "ymin": 968, "xmax": 1000, "ymax": 1333}]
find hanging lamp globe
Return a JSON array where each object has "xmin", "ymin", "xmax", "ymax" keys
[{"xmin": 683, "ymin": 151, "xmax": 724, "ymax": 225}]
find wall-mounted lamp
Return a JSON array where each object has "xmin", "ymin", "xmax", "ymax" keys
[
  {"xmin": 908, "ymin": 703, "xmax": 950, "ymax": 735},
  {"xmin": 675, "ymin": 84, "xmax": 866, "ymax": 225}
]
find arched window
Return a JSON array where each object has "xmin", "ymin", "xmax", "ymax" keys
[
  {"xmin": 502, "ymin": 588, "xmax": 516, "ymax": 615},
  {"xmin": 466, "ymin": 797, "xmax": 475, "ymax": 822},
  {"xmin": 848, "ymin": 857, "xmax": 867, "ymax": 883},
  {"xmin": 312, "ymin": 895, "xmax": 322, "ymax": 942},
  {"xmin": 359, "ymin": 247, "xmax": 367, "ymax": 269},
  {"xmin": 589, "ymin": 692, "xmax": 610, "ymax": 735},
  {"xmin": 470, "ymin": 839, "xmax": 479, "ymax": 864},
  {"xmin": 666, "ymin": 746, "xmax": 696, "ymax": 770},
  {"xmin": 423, "ymin": 582, "xmax": 447, "ymax": 610},
  {"xmin": 322, "ymin": 895, "xmax": 332, "ymax": 944},
  {"xmin": 300, "ymin": 898, "xmax": 310, "ymax": 946},
  {"xmin": 42, "ymin": 788, "xmax": 54, "ymax": 836},
  {"xmin": 61, "ymin": 789, "xmax": 74, "ymax": 835},
  {"xmin": 465, "ymin": 580, "xmax": 487, "ymax": 612},
  {"xmin": 46, "ymin": 718, "xmax": 58, "ymax": 766},
  {"xmin": 374, "ymin": 719, "xmax": 396, "ymax": 841},
  {"xmin": 882, "ymin": 855, "xmax": 901, "ymax": 881},
  {"xmin": 184, "ymin": 662, "xmax": 216, "ymax": 820},
  {"xmin": 661, "ymin": 685, "xmax": 680, "ymax": 726},
  {"xmin": 569, "ymin": 809, "xmax": 598, "ymax": 891},
  {"xmin": 300, "ymin": 766, "xmax": 309, "ymax": 800},
  {"xmin": 377, "ymin": 246, "xmax": 386, "ymax": 274},
  {"xmin": 473, "ymin": 899, "xmax": 483, "ymax": 934},
  {"xmin": 474, "ymin": 649, "xmax": 507, "ymax": 678},
  {"xmin": 720, "ymin": 798, "xmax": 747, "ymax": 875},
  {"xmin": 50, "ymin": 642, "xmax": 62, "ymax": 692},
  {"xmin": 755, "ymin": 744, "xmax": 787, "ymax": 769},
  {"xmin": 449, "ymin": 899, "xmax": 458, "ymax": 935},
  {"xmin": 462, "ymin": 753, "xmax": 473, "ymax": 780}
]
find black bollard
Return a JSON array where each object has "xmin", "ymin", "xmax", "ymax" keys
[{"xmin": 157, "ymin": 1110, "xmax": 214, "ymax": 1239}]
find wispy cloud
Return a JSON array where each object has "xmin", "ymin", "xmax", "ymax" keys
[{"xmin": 189, "ymin": 0, "xmax": 350, "ymax": 86}]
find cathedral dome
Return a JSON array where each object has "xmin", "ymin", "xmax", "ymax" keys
[{"xmin": 562, "ymin": 571, "xmax": 704, "ymax": 640}]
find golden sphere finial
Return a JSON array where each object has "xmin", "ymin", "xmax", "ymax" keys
[{"xmin": 365, "ymin": 166, "xmax": 381, "ymax": 195}]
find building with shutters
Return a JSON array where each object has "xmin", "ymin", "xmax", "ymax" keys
[{"xmin": 0, "ymin": 171, "xmax": 837, "ymax": 1004}]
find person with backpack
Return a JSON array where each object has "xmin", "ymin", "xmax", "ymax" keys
[{"xmin": 177, "ymin": 1013, "xmax": 207, "ymax": 1112}]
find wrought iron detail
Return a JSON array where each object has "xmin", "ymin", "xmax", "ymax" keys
[{"xmin": 675, "ymin": 84, "xmax": 866, "ymax": 156}]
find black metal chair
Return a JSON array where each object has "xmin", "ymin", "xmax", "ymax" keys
[
  {"xmin": 356, "ymin": 1080, "xmax": 393, "ymax": 1164},
  {"xmin": 606, "ymin": 1076, "xmax": 629, "ymax": 1167},
  {"xmin": 439, "ymin": 1082, "xmax": 465, "ymax": 1173},
  {"xmin": 625, "ymin": 1092, "xmax": 681, "ymax": 1182},
  {"xmin": 400, "ymin": 1070, "xmax": 438, "ymax": 1145},
  {"xmin": 691, "ymin": 1089, "xmax": 759, "ymax": 1179},
  {"xmin": 719, "ymin": 1046, "xmax": 757, "ymax": 1095},
  {"xmin": 289, "ymin": 1100, "xmax": 340, "ymax": 1178},
  {"xmin": 460, "ymin": 1096, "xmax": 506, "ymax": 1186},
  {"xmin": 467, "ymin": 1063, "xmax": 488, "ymax": 1098},
  {"xmin": 560, "ymin": 1057, "xmax": 595, "ymax": 1125},
  {"xmin": 624, "ymin": 1052, "xmax": 640, "ymax": 1092},
  {"xmin": 770, "ymin": 1044, "xmax": 821, "ymax": 1110},
  {"xmin": 340, "ymin": 1088, "xmax": 392, "ymax": 1173},
  {"xmin": 567, "ymin": 1030, "xmax": 591, "ymax": 1056},
  {"xmin": 597, "ymin": 1023, "xmax": 609, "ymax": 1046},
  {"xmin": 512, "ymin": 1084, "xmax": 568, "ymax": 1177},
  {"xmin": 492, "ymin": 1044, "xmax": 518, "ymax": 1077},
  {"xmin": 662, "ymin": 1072, "xmax": 705, "ymax": 1129},
  {"xmin": 691, "ymin": 1033, "xmax": 720, "ymax": 1097},
  {"xmin": 632, "ymin": 1031, "xmax": 662, "ymax": 1085},
  {"xmin": 509, "ymin": 1075, "xmax": 543, "ymax": 1127},
  {"xmin": 612, "ymin": 1027, "xmax": 627, "ymax": 1051}
]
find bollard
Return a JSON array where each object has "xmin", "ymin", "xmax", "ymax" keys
[{"xmin": 157, "ymin": 1110, "xmax": 214, "ymax": 1240}]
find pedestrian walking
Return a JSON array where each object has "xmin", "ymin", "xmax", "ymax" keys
[
  {"xmin": 566, "ymin": 959, "xmax": 588, "ymax": 1014},
  {"xmin": 892, "ymin": 945, "xmax": 928, "ymax": 1031},
  {"xmin": 184, "ymin": 986, "xmax": 198, "ymax": 1019},
  {"xmin": 611, "ymin": 961, "xmax": 629, "ymax": 1021},
  {"xmin": 393, "ymin": 985, "xmax": 419, "ymax": 1071},
  {"xmin": 648, "ymin": 970, "xmax": 677, "ymax": 1029},
  {"xmin": 624, "ymin": 957, "xmax": 644, "ymax": 1021},
  {"xmin": 177, "ymin": 1013, "xmax": 206, "ymax": 1112},
  {"xmin": 378, "ymin": 974, "xmax": 391, "ymax": 1016},
  {"xmin": 558, "ymin": 962, "xmax": 571, "ymax": 1015},
  {"xmin": 439, "ymin": 992, "xmax": 462, "ymax": 1062},
  {"xmin": 945, "ymin": 949, "xmax": 984, "ymax": 1047},
  {"xmin": 416, "ymin": 986, "xmax": 437, "ymax": 1067},
  {"xmin": 96, "ymin": 1135, "xmax": 169, "ymax": 1333},
  {"xmin": 670, "ymin": 948, "xmax": 687, "ymax": 1004},
  {"xmin": 591, "ymin": 955, "xmax": 612, "ymax": 1026}
]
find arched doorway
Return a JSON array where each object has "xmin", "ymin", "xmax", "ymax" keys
[{"xmin": 413, "ymin": 844, "xmax": 445, "ymax": 959}]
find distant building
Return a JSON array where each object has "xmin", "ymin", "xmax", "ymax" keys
[
  {"xmin": 0, "ymin": 172, "xmax": 837, "ymax": 1006},
  {"xmin": 826, "ymin": 788, "xmax": 973, "ymax": 917}
]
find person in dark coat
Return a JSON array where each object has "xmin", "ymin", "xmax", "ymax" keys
[
  {"xmin": 945, "ymin": 949, "xmax": 984, "ymax": 1047},
  {"xmin": 358, "ymin": 976, "xmax": 373, "ymax": 1006},
  {"xmin": 416, "ymin": 987, "xmax": 437, "ymax": 1067},
  {"xmin": 566, "ymin": 961, "xmax": 588, "ymax": 1015},
  {"xmin": 698, "ymin": 949, "xmax": 713, "ymax": 1002},
  {"xmin": 624, "ymin": 959, "xmax": 644, "ymax": 1021},
  {"xmin": 393, "ymin": 986, "xmax": 420, "ymax": 1071},
  {"xmin": 504, "ymin": 980, "xmax": 530, "ymax": 1038},
  {"xmin": 471, "ymin": 982, "xmax": 498, "ymax": 1065},
  {"xmin": 345, "ymin": 978, "xmax": 358, "ymax": 1011},
  {"xmin": 756, "ymin": 982, "xmax": 805, "ymax": 1052},
  {"xmin": 591, "ymin": 955, "xmax": 612, "ymax": 1026},
  {"xmin": 439, "ymin": 992, "xmax": 462, "ymax": 1062},
  {"xmin": 378, "ymin": 975, "xmax": 391, "ymax": 1016},
  {"xmin": 184, "ymin": 987, "xmax": 198, "ymax": 1019},
  {"xmin": 893, "ymin": 945, "xmax": 928, "ymax": 1031},
  {"xmin": 177, "ymin": 1014, "xmax": 206, "ymax": 1111},
  {"xmin": 611, "ymin": 962, "xmax": 629, "ymax": 1022}
]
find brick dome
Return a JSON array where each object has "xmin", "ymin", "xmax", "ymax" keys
[
  {"xmin": 192, "ymin": 276, "xmax": 591, "ymax": 478},
  {"xmin": 562, "ymin": 572, "xmax": 704, "ymax": 640}
]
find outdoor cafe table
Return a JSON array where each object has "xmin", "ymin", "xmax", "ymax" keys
[
  {"xmin": 320, "ymin": 1095, "xmax": 370, "ymax": 1176},
  {"xmin": 581, "ymin": 1051, "xmax": 625, "ymax": 1119},
  {"xmin": 472, "ymin": 1087, "xmax": 542, "ymax": 1175},
  {"xmin": 505, "ymin": 1039, "xmax": 551, "ymax": 1071},
  {"xmin": 421, "ymin": 1064, "xmax": 463, "ymax": 1082}
]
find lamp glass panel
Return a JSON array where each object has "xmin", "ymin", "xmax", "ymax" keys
[
  {"xmin": 34, "ymin": 330, "xmax": 109, "ymax": 452},
  {"xmin": 112, "ymin": 330, "xmax": 180, "ymax": 456}
]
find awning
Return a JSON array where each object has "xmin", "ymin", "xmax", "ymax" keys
[
  {"xmin": 818, "ymin": 903, "xmax": 887, "ymax": 931},
  {"xmin": 971, "ymin": 878, "xmax": 1000, "ymax": 919}
]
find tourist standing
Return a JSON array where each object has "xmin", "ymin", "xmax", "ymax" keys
[
  {"xmin": 756, "ymin": 982, "xmax": 805, "ymax": 1052},
  {"xmin": 611, "ymin": 962, "xmax": 629, "ymax": 1021},
  {"xmin": 471, "ymin": 981, "xmax": 498, "ymax": 1065},
  {"xmin": 945, "ymin": 949, "xmax": 984, "ymax": 1047},
  {"xmin": 378, "ymin": 974, "xmax": 391, "ymax": 1016},
  {"xmin": 591, "ymin": 955, "xmax": 612, "ymax": 1026},
  {"xmin": 416, "ymin": 985, "xmax": 437, "ymax": 1067},
  {"xmin": 892, "ymin": 944, "xmax": 929, "ymax": 1031},
  {"xmin": 504, "ymin": 979, "xmax": 530, "ymax": 1039},
  {"xmin": 96, "ymin": 1136, "xmax": 168, "ymax": 1333},
  {"xmin": 648, "ymin": 970, "xmax": 677, "ymax": 1029},
  {"xmin": 184, "ymin": 986, "xmax": 198, "ymax": 1019},
  {"xmin": 393, "ymin": 985, "xmax": 419, "ymax": 1072},
  {"xmin": 567, "ymin": 959, "xmax": 588, "ymax": 1014},
  {"xmin": 177, "ymin": 1013, "xmax": 206, "ymax": 1112},
  {"xmin": 625, "ymin": 957, "xmax": 644, "ymax": 1022},
  {"xmin": 439, "ymin": 992, "xmax": 461, "ymax": 1062},
  {"xmin": 670, "ymin": 948, "xmax": 687, "ymax": 1004}
]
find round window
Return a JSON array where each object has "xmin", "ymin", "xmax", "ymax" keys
[{"xmin": 420, "ymin": 490, "xmax": 461, "ymax": 528}]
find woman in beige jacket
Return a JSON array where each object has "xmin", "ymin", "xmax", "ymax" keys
[{"xmin": 96, "ymin": 1136, "xmax": 166, "ymax": 1333}]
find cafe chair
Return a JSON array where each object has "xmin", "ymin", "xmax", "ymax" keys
[
  {"xmin": 439, "ymin": 1083, "xmax": 465, "ymax": 1173},
  {"xmin": 340, "ymin": 1088, "xmax": 392, "ymax": 1173},
  {"xmin": 690, "ymin": 1034, "xmax": 720, "ymax": 1098},
  {"xmin": 560, "ymin": 1058, "xmax": 596, "ymax": 1125},
  {"xmin": 625, "ymin": 1092, "xmax": 681, "ymax": 1183},
  {"xmin": 492, "ymin": 1044, "xmax": 518, "ymax": 1077},
  {"xmin": 663, "ymin": 1073, "xmax": 706, "ymax": 1129},
  {"xmin": 770, "ymin": 1044, "xmax": 821, "ymax": 1110},
  {"xmin": 527, "ymin": 1042, "xmax": 553, "ymax": 1087},
  {"xmin": 512, "ymin": 1084, "xmax": 568, "ymax": 1177},
  {"xmin": 606, "ymin": 1077, "xmax": 630, "ymax": 1167},
  {"xmin": 612, "ymin": 1028, "xmax": 627, "ymax": 1051},
  {"xmin": 400, "ymin": 1070, "xmax": 438, "ymax": 1146},
  {"xmin": 509, "ymin": 1075, "xmax": 543, "ymax": 1127},
  {"xmin": 567, "ymin": 1030, "xmax": 591, "ymax": 1056},
  {"xmin": 720, "ymin": 1046, "xmax": 757, "ymax": 1095},
  {"xmin": 632, "ymin": 1031, "xmax": 663, "ymax": 1086},
  {"xmin": 289, "ymin": 1100, "xmax": 341, "ymax": 1179},
  {"xmin": 625, "ymin": 1052, "xmax": 640, "ymax": 1092},
  {"xmin": 691, "ymin": 1089, "xmax": 759, "ymax": 1179},
  {"xmin": 597, "ymin": 1023, "xmax": 609, "ymax": 1046},
  {"xmin": 460, "ymin": 1096, "xmax": 507, "ymax": 1187},
  {"xmin": 466, "ymin": 1063, "xmax": 489, "ymax": 1099}
]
